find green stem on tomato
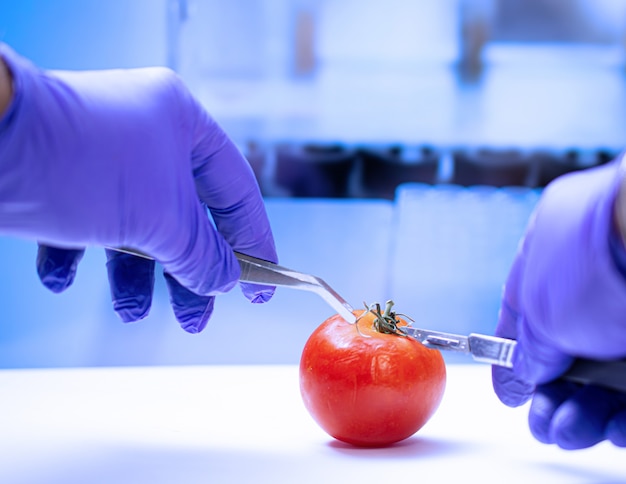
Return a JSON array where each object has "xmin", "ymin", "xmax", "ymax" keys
[{"xmin": 370, "ymin": 300, "xmax": 406, "ymax": 336}]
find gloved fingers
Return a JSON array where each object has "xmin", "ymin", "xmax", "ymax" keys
[
  {"xmin": 498, "ymin": 236, "xmax": 571, "ymax": 386},
  {"xmin": 193, "ymin": 137, "xmax": 277, "ymax": 265},
  {"xmin": 527, "ymin": 380, "xmax": 582, "ymax": 445},
  {"xmin": 36, "ymin": 244, "xmax": 85, "ymax": 293},
  {"xmin": 493, "ymin": 227, "xmax": 571, "ymax": 406},
  {"xmin": 495, "ymin": 248, "xmax": 525, "ymax": 340},
  {"xmin": 205, "ymin": 162, "xmax": 277, "ymax": 304},
  {"xmin": 161, "ymin": 210, "xmax": 242, "ymax": 300},
  {"xmin": 105, "ymin": 249, "xmax": 155, "ymax": 322},
  {"xmin": 154, "ymin": 202, "xmax": 273, "ymax": 304},
  {"xmin": 513, "ymin": 316, "xmax": 574, "ymax": 386},
  {"xmin": 492, "ymin": 252, "xmax": 537, "ymax": 407},
  {"xmin": 492, "ymin": 319, "xmax": 572, "ymax": 409},
  {"xmin": 531, "ymin": 383, "xmax": 626, "ymax": 450},
  {"xmin": 607, "ymin": 409, "xmax": 626, "ymax": 447},
  {"xmin": 187, "ymin": 107, "xmax": 278, "ymax": 303},
  {"xmin": 240, "ymin": 281, "xmax": 275, "ymax": 303},
  {"xmin": 164, "ymin": 271, "xmax": 215, "ymax": 334},
  {"xmin": 209, "ymin": 184, "xmax": 277, "ymax": 305},
  {"xmin": 492, "ymin": 366, "xmax": 535, "ymax": 408},
  {"xmin": 551, "ymin": 385, "xmax": 626, "ymax": 450}
]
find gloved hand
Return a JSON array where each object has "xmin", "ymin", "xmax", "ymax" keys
[
  {"xmin": 0, "ymin": 44, "xmax": 277, "ymax": 333},
  {"xmin": 492, "ymin": 158, "xmax": 626, "ymax": 449}
]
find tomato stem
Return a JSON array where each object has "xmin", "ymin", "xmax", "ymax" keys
[{"xmin": 370, "ymin": 300, "xmax": 405, "ymax": 336}]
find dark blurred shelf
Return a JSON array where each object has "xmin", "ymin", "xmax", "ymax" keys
[
  {"xmin": 273, "ymin": 143, "xmax": 358, "ymax": 198},
  {"xmin": 244, "ymin": 142, "xmax": 620, "ymax": 198},
  {"xmin": 451, "ymin": 149, "xmax": 530, "ymax": 187},
  {"xmin": 358, "ymin": 146, "xmax": 440, "ymax": 199}
]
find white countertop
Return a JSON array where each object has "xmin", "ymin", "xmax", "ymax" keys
[{"xmin": 0, "ymin": 364, "xmax": 623, "ymax": 484}]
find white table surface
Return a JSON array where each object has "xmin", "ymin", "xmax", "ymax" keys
[{"xmin": 0, "ymin": 364, "xmax": 623, "ymax": 484}]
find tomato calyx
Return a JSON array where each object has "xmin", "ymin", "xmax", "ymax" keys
[{"xmin": 357, "ymin": 300, "xmax": 412, "ymax": 337}]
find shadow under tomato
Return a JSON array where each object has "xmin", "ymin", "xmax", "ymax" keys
[{"xmin": 326, "ymin": 435, "xmax": 472, "ymax": 460}]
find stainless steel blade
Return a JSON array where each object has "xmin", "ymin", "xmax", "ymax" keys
[
  {"xmin": 399, "ymin": 327, "xmax": 470, "ymax": 353},
  {"xmin": 399, "ymin": 327, "xmax": 516, "ymax": 367}
]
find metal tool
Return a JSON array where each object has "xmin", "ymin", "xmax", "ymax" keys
[
  {"xmin": 400, "ymin": 326, "xmax": 626, "ymax": 394},
  {"xmin": 235, "ymin": 252, "xmax": 356, "ymax": 324}
]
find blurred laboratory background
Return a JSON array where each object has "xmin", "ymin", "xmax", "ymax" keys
[{"xmin": 0, "ymin": 0, "xmax": 625, "ymax": 367}]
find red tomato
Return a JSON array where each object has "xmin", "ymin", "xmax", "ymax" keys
[{"xmin": 299, "ymin": 302, "xmax": 446, "ymax": 447}]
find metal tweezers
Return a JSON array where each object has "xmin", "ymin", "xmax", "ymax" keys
[{"xmin": 236, "ymin": 252, "xmax": 357, "ymax": 323}]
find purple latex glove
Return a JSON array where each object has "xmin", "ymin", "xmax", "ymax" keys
[
  {"xmin": 0, "ymin": 44, "xmax": 277, "ymax": 333},
  {"xmin": 492, "ymin": 158, "xmax": 626, "ymax": 449}
]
